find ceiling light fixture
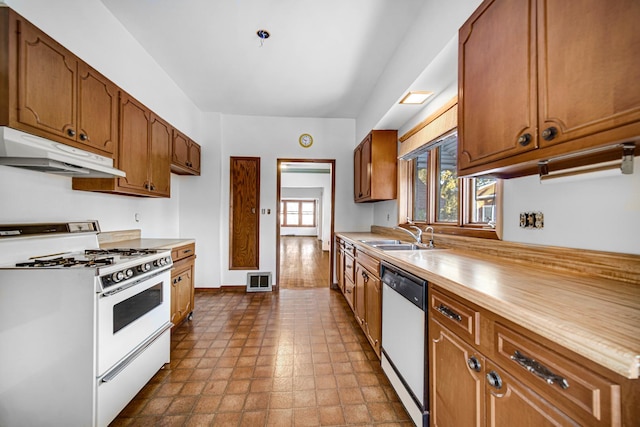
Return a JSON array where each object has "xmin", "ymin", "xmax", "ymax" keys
[
  {"xmin": 399, "ymin": 91, "xmax": 433, "ymax": 105},
  {"xmin": 257, "ymin": 29, "xmax": 270, "ymax": 47}
]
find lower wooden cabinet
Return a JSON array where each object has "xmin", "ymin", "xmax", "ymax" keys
[
  {"xmin": 333, "ymin": 237, "xmax": 382, "ymax": 358},
  {"xmin": 429, "ymin": 284, "xmax": 639, "ymax": 427},
  {"xmin": 170, "ymin": 243, "xmax": 195, "ymax": 327}
]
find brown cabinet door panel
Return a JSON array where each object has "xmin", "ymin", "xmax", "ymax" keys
[
  {"xmin": 149, "ymin": 114, "xmax": 171, "ymax": 196},
  {"xmin": 77, "ymin": 64, "xmax": 118, "ymax": 155},
  {"xmin": 458, "ymin": 0, "xmax": 537, "ymax": 170},
  {"xmin": 118, "ymin": 93, "xmax": 150, "ymax": 192},
  {"xmin": 537, "ymin": 0, "xmax": 640, "ymax": 146},
  {"xmin": 17, "ymin": 19, "xmax": 77, "ymax": 139},
  {"xmin": 230, "ymin": 157, "xmax": 260, "ymax": 269}
]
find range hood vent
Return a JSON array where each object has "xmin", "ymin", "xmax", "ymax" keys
[{"xmin": 0, "ymin": 127, "xmax": 126, "ymax": 178}]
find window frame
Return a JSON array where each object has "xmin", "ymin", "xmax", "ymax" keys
[
  {"xmin": 397, "ymin": 98, "xmax": 501, "ymax": 240},
  {"xmin": 280, "ymin": 199, "xmax": 317, "ymax": 228}
]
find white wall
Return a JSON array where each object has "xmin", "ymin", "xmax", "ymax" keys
[{"xmin": 219, "ymin": 114, "xmax": 365, "ymax": 286}]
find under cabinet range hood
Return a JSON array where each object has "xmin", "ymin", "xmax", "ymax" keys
[{"xmin": 0, "ymin": 127, "xmax": 126, "ymax": 178}]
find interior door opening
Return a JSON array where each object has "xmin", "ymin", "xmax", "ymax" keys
[{"xmin": 276, "ymin": 159, "xmax": 335, "ymax": 290}]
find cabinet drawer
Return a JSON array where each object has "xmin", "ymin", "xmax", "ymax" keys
[
  {"xmin": 430, "ymin": 289, "xmax": 480, "ymax": 346},
  {"xmin": 355, "ymin": 250, "xmax": 380, "ymax": 278},
  {"xmin": 344, "ymin": 241, "xmax": 355, "ymax": 256},
  {"xmin": 344, "ymin": 253, "xmax": 355, "ymax": 282},
  {"xmin": 344, "ymin": 276, "xmax": 355, "ymax": 311},
  {"xmin": 171, "ymin": 243, "xmax": 195, "ymax": 262},
  {"xmin": 494, "ymin": 323, "xmax": 620, "ymax": 426}
]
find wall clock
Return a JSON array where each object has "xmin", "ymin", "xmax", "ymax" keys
[{"xmin": 299, "ymin": 133, "xmax": 313, "ymax": 148}]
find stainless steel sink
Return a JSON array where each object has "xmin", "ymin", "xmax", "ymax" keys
[
  {"xmin": 358, "ymin": 239, "xmax": 402, "ymax": 245},
  {"xmin": 373, "ymin": 243, "xmax": 427, "ymax": 251},
  {"xmin": 359, "ymin": 239, "xmax": 433, "ymax": 251}
]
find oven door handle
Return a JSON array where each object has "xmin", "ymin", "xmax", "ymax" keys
[{"xmin": 99, "ymin": 322, "xmax": 173, "ymax": 383}]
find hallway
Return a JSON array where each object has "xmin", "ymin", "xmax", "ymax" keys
[
  {"xmin": 279, "ymin": 236, "xmax": 330, "ymax": 289},
  {"xmin": 111, "ymin": 289, "xmax": 411, "ymax": 426}
]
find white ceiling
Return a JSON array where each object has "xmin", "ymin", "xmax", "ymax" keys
[{"xmin": 100, "ymin": 0, "xmax": 427, "ymax": 123}]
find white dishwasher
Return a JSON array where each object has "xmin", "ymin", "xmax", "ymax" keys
[{"xmin": 380, "ymin": 261, "xmax": 428, "ymax": 427}]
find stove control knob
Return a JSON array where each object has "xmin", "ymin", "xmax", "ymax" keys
[
  {"xmin": 165, "ymin": 256, "xmax": 172, "ymax": 265},
  {"xmin": 111, "ymin": 271, "xmax": 125, "ymax": 283},
  {"xmin": 125, "ymin": 269, "xmax": 134, "ymax": 278},
  {"xmin": 155, "ymin": 258, "xmax": 165, "ymax": 267},
  {"xmin": 141, "ymin": 263, "xmax": 151, "ymax": 272}
]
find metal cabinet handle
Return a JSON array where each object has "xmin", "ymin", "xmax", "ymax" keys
[
  {"xmin": 67, "ymin": 129, "xmax": 76, "ymax": 137},
  {"xmin": 436, "ymin": 304, "xmax": 462, "ymax": 322},
  {"xmin": 487, "ymin": 371, "xmax": 502, "ymax": 389},
  {"xmin": 541, "ymin": 126, "xmax": 558, "ymax": 141},
  {"xmin": 467, "ymin": 356, "xmax": 481, "ymax": 372},
  {"xmin": 79, "ymin": 133, "xmax": 88, "ymax": 141},
  {"xmin": 517, "ymin": 133, "xmax": 532, "ymax": 146},
  {"xmin": 183, "ymin": 249, "xmax": 192, "ymax": 254},
  {"xmin": 511, "ymin": 350, "xmax": 569, "ymax": 389}
]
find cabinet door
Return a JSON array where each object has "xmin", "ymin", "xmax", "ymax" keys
[
  {"xmin": 77, "ymin": 63, "xmax": 118, "ymax": 156},
  {"xmin": 16, "ymin": 19, "xmax": 77, "ymax": 141},
  {"xmin": 188, "ymin": 142, "xmax": 201, "ymax": 174},
  {"xmin": 336, "ymin": 242, "xmax": 345, "ymax": 293},
  {"xmin": 354, "ymin": 143, "xmax": 363, "ymax": 201},
  {"xmin": 354, "ymin": 264, "xmax": 367, "ymax": 327},
  {"xmin": 537, "ymin": 0, "xmax": 640, "ymax": 147},
  {"xmin": 360, "ymin": 136, "xmax": 372, "ymax": 199},
  {"xmin": 485, "ymin": 360, "xmax": 580, "ymax": 427},
  {"xmin": 118, "ymin": 93, "xmax": 150, "ymax": 193},
  {"xmin": 172, "ymin": 130, "xmax": 190, "ymax": 168},
  {"xmin": 458, "ymin": 0, "xmax": 537, "ymax": 171},
  {"xmin": 171, "ymin": 265, "xmax": 193, "ymax": 326},
  {"xmin": 430, "ymin": 318, "xmax": 484, "ymax": 427},
  {"xmin": 364, "ymin": 272, "xmax": 381, "ymax": 356},
  {"xmin": 149, "ymin": 114, "xmax": 171, "ymax": 197}
]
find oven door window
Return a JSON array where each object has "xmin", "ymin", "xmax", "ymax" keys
[{"xmin": 113, "ymin": 283, "xmax": 163, "ymax": 333}]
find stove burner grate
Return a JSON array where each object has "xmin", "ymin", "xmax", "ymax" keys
[
  {"xmin": 16, "ymin": 256, "xmax": 115, "ymax": 268},
  {"xmin": 85, "ymin": 248, "xmax": 159, "ymax": 257}
]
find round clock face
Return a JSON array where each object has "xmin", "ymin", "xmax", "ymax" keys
[{"xmin": 299, "ymin": 133, "xmax": 313, "ymax": 148}]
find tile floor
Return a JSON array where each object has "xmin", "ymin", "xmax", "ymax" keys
[{"xmin": 111, "ymin": 288, "xmax": 412, "ymax": 426}]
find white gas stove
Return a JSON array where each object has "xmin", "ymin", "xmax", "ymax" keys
[{"xmin": 0, "ymin": 221, "xmax": 173, "ymax": 427}]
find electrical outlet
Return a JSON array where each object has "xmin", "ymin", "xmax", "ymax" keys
[{"xmin": 519, "ymin": 211, "xmax": 543, "ymax": 229}]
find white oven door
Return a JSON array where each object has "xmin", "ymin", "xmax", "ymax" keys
[{"xmin": 97, "ymin": 269, "xmax": 171, "ymax": 376}]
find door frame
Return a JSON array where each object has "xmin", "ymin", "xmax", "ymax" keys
[{"xmin": 276, "ymin": 158, "xmax": 336, "ymax": 290}]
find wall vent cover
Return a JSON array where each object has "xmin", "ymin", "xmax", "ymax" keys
[{"xmin": 246, "ymin": 272, "xmax": 272, "ymax": 292}]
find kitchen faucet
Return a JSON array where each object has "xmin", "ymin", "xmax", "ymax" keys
[
  {"xmin": 394, "ymin": 224, "xmax": 423, "ymax": 244},
  {"xmin": 424, "ymin": 226, "xmax": 435, "ymax": 248}
]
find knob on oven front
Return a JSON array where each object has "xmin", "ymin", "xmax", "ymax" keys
[
  {"xmin": 124, "ymin": 268, "xmax": 134, "ymax": 278},
  {"xmin": 111, "ymin": 271, "xmax": 125, "ymax": 283},
  {"xmin": 138, "ymin": 263, "xmax": 151, "ymax": 273}
]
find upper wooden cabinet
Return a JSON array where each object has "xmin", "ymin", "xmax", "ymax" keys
[
  {"xmin": 458, "ymin": 0, "xmax": 640, "ymax": 177},
  {"xmin": 354, "ymin": 130, "xmax": 397, "ymax": 202},
  {"xmin": 73, "ymin": 92, "xmax": 171, "ymax": 197},
  {"xmin": 0, "ymin": 8, "xmax": 118, "ymax": 157},
  {"xmin": 171, "ymin": 129, "xmax": 201, "ymax": 176}
]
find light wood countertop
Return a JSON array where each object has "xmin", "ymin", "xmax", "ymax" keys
[
  {"xmin": 338, "ymin": 232, "xmax": 640, "ymax": 380},
  {"xmin": 100, "ymin": 238, "xmax": 195, "ymax": 251}
]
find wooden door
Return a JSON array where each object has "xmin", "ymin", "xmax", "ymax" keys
[
  {"xmin": 360, "ymin": 135, "xmax": 372, "ymax": 199},
  {"xmin": 485, "ymin": 360, "xmax": 580, "ymax": 427},
  {"xmin": 354, "ymin": 143, "xmax": 363, "ymax": 201},
  {"xmin": 16, "ymin": 18, "xmax": 78, "ymax": 141},
  {"xmin": 458, "ymin": 0, "xmax": 537, "ymax": 171},
  {"xmin": 77, "ymin": 63, "xmax": 118, "ymax": 156},
  {"xmin": 188, "ymin": 142, "xmax": 201, "ymax": 173},
  {"xmin": 149, "ymin": 113, "xmax": 171, "ymax": 196},
  {"xmin": 430, "ymin": 318, "xmax": 484, "ymax": 427},
  {"xmin": 354, "ymin": 263, "xmax": 367, "ymax": 327},
  {"xmin": 230, "ymin": 157, "xmax": 260, "ymax": 269},
  {"xmin": 364, "ymin": 272, "xmax": 381, "ymax": 356},
  {"xmin": 118, "ymin": 93, "xmax": 150, "ymax": 193},
  {"xmin": 537, "ymin": 0, "xmax": 640, "ymax": 148}
]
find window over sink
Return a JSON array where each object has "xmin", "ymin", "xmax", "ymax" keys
[{"xmin": 398, "ymin": 99, "xmax": 501, "ymax": 239}]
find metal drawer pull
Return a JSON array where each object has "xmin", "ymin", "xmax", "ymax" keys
[
  {"xmin": 436, "ymin": 304, "xmax": 462, "ymax": 322},
  {"xmin": 511, "ymin": 350, "xmax": 569, "ymax": 389}
]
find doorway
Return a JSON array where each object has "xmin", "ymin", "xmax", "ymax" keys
[{"xmin": 276, "ymin": 159, "xmax": 335, "ymax": 289}]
